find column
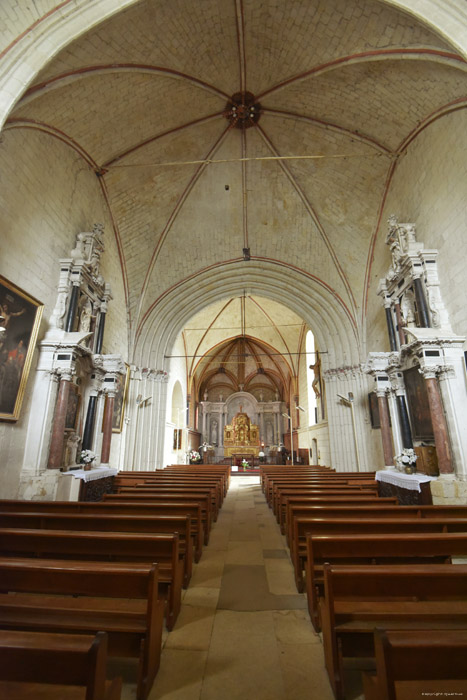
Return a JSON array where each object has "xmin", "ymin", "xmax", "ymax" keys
[
  {"xmin": 389, "ymin": 370, "xmax": 413, "ymax": 449},
  {"xmin": 100, "ymin": 390, "xmax": 115, "ymax": 465},
  {"xmin": 376, "ymin": 389, "xmax": 394, "ymax": 468},
  {"xmin": 47, "ymin": 369, "xmax": 72, "ymax": 469},
  {"xmin": 65, "ymin": 283, "xmax": 80, "ymax": 332},
  {"xmin": 387, "ymin": 389, "xmax": 403, "ymax": 456},
  {"xmin": 384, "ymin": 306, "xmax": 398, "ymax": 351},
  {"xmin": 259, "ymin": 409, "xmax": 265, "ymax": 444},
  {"xmin": 413, "ymin": 276, "xmax": 431, "ymax": 328},
  {"xmin": 421, "ymin": 368, "xmax": 454, "ymax": 475},
  {"xmin": 394, "ymin": 302, "xmax": 406, "ymax": 346},
  {"xmin": 82, "ymin": 395, "xmax": 97, "ymax": 451}
]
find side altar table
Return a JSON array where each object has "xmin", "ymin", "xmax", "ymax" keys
[
  {"xmin": 375, "ymin": 470, "xmax": 436, "ymax": 505},
  {"xmin": 59, "ymin": 466, "xmax": 118, "ymax": 501}
]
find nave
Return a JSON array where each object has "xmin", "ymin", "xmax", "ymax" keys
[{"xmin": 133, "ymin": 475, "xmax": 335, "ymax": 700}]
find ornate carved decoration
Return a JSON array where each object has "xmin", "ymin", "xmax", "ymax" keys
[{"xmin": 224, "ymin": 92, "xmax": 261, "ymax": 129}]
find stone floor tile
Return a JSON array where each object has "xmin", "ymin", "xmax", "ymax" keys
[
  {"xmin": 183, "ymin": 586, "xmax": 220, "ymax": 609},
  {"xmin": 164, "ymin": 605, "xmax": 216, "ymax": 651},
  {"xmin": 226, "ymin": 539, "xmax": 264, "ymax": 565},
  {"xmin": 148, "ymin": 649, "xmax": 208, "ymax": 700},
  {"xmin": 272, "ymin": 609, "xmax": 321, "ymax": 645},
  {"xmin": 277, "ymin": 643, "xmax": 335, "ymax": 700},
  {"xmin": 265, "ymin": 567, "xmax": 299, "ymax": 595}
]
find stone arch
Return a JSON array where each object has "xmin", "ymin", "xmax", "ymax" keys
[
  {"xmin": 134, "ymin": 260, "xmax": 360, "ymax": 372},
  {"xmin": 1, "ymin": 0, "xmax": 466, "ymax": 133}
]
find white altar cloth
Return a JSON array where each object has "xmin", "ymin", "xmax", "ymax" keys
[
  {"xmin": 375, "ymin": 470, "xmax": 436, "ymax": 493},
  {"xmin": 62, "ymin": 466, "xmax": 118, "ymax": 482}
]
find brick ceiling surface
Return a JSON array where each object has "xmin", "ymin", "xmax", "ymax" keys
[{"xmin": 9, "ymin": 0, "xmax": 467, "ymax": 356}]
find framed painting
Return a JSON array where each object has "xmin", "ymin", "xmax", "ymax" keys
[
  {"xmin": 368, "ymin": 392, "xmax": 380, "ymax": 429},
  {"xmin": 0, "ymin": 275, "xmax": 43, "ymax": 421},
  {"xmin": 103, "ymin": 363, "xmax": 130, "ymax": 433},
  {"xmin": 404, "ymin": 365, "xmax": 434, "ymax": 441}
]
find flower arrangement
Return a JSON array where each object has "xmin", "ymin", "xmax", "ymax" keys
[
  {"xmin": 80, "ymin": 449, "xmax": 96, "ymax": 471},
  {"xmin": 189, "ymin": 450, "xmax": 201, "ymax": 464},
  {"xmin": 241, "ymin": 459, "xmax": 249, "ymax": 472},
  {"xmin": 394, "ymin": 448, "xmax": 418, "ymax": 473},
  {"xmin": 80, "ymin": 449, "xmax": 96, "ymax": 464}
]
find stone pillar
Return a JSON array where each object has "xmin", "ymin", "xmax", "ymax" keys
[
  {"xmin": 387, "ymin": 389, "xmax": 403, "ymax": 457},
  {"xmin": 388, "ymin": 369, "xmax": 413, "ymax": 449},
  {"xmin": 65, "ymin": 283, "xmax": 80, "ymax": 333},
  {"xmin": 376, "ymin": 390, "xmax": 394, "ymax": 467},
  {"xmin": 413, "ymin": 276, "xmax": 431, "ymax": 328},
  {"xmin": 259, "ymin": 409, "xmax": 265, "ymax": 444},
  {"xmin": 384, "ymin": 306, "xmax": 398, "ymax": 351},
  {"xmin": 100, "ymin": 391, "xmax": 115, "ymax": 465},
  {"xmin": 47, "ymin": 369, "xmax": 72, "ymax": 469},
  {"xmin": 421, "ymin": 368, "xmax": 453, "ymax": 475}
]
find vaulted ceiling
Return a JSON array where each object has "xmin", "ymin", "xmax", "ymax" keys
[{"xmin": 6, "ymin": 0, "xmax": 467, "ymax": 355}]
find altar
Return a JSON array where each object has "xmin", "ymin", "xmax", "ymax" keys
[{"xmin": 224, "ymin": 408, "xmax": 260, "ymax": 458}]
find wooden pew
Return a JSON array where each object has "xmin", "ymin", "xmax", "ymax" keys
[
  {"xmin": 266, "ymin": 477, "xmax": 377, "ymax": 506},
  {"xmin": 116, "ymin": 483, "xmax": 221, "ymax": 517},
  {"xmin": 0, "ymin": 528, "xmax": 183, "ymax": 630},
  {"xmin": 279, "ymin": 496, "xmax": 399, "ymax": 531},
  {"xmin": 118, "ymin": 467, "xmax": 230, "ymax": 497},
  {"xmin": 0, "ymin": 499, "xmax": 204, "ymax": 563},
  {"xmin": 291, "ymin": 516, "xmax": 467, "ymax": 592},
  {"xmin": 104, "ymin": 493, "xmax": 213, "ymax": 543},
  {"xmin": 362, "ymin": 628, "xmax": 467, "ymax": 700},
  {"xmin": 0, "ymin": 629, "xmax": 121, "ymax": 700},
  {"xmin": 285, "ymin": 503, "xmax": 467, "ymax": 546},
  {"xmin": 272, "ymin": 486, "xmax": 379, "ymax": 518},
  {"xmin": 0, "ymin": 511, "xmax": 193, "ymax": 588},
  {"xmin": 305, "ymin": 531, "xmax": 467, "ymax": 632},
  {"xmin": 0, "ymin": 559, "xmax": 164, "ymax": 700},
  {"xmin": 320, "ymin": 564, "xmax": 467, "ymax": 700}
]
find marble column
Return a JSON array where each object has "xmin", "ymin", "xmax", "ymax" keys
[
  {"xmin": 389, "ymin": 370, "xmax": 413, "ymax": 449},
  {"xmin": 413, "ymin": 276, "xmax": 431, "ymax": 328},
  {"xmin": 81, "ymin": 394, "xmax": 98, "ymax": 451},
  {"xmin": 384, "ymin": 306, "xmax": 398, "ymax": 351},
  {"xmin": 394, "ymin": 302, "xmax": 406, "ymax": 346},
  {"xmin": 100, "ymin": 391, "xmax": 115, "ymax": 465},
  {"xmin": 422, "ymin": 369, "xmax": 454, "ymax": 475},
  {"xmin": 387, "ymin": 390, "xmax": 403, "ymax": 457},
  {"xmin": 65, "ymin": 283, "xmax": 80, "ymax": 333},
  {"xmin": 376, "ymin": 390, "xmax": 394, "ymax": 467},
  {"xmin": 47, "ymin": 370, "xmax": 72, "ymax": 469}
]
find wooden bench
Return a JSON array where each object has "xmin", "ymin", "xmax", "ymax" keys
[
  {"xmin": 320, "ymin": 564, "xmax": 467, "ymax": 700},
  {"xmin": 362, "ymin": 628, "xmax": 467, "ymax": 700},
  {"xmin": 0, "ymin": 629, "xmax": 122, "ymax": 700},
  {"xmin": 0, "ymin": 528, "xmax": 183, "ymax": 630},
  {"xmin": 116, "ymin": 477, "xmax": 224, "ymax": 506},
  {"xmin": 0, "ymin": 558, "xmax": 165, "ymax": 700},
  {"xmin": 286, "ymin": 503, "xmax": 467, "ymax": 546},
  {"xmin": 0, "ymin": 511, "xmax": 193, "ymax": 588},
  {"xmin": 116, "ymin": 483, "xmax": 221, "ymax": 517},
  {"xmin": 305, "ymin": 531, "xmax": 467, "ymax": 632},
  {"xmin": 291, "ymin": 516, "xmax": 467, "ymax": 592},
  {"xmin": 104, "ymin": 492, "xmax": 213, "ymax": 543},
  {"xmin": 116, "ymin": 473, "xmax": 228, "ymax": 502},
  {"xmin": 279, "ymin": 496, "xmax": 398, "ymax": 531},
  {"xmin": 0, "ymin": 499, "xmax": 205, "ymax": 563},
  {"xmin": 272, "ymin": 486, "xmax": 379, "ymax": 518},
  {"xmin": 266, "ymin": 478, "xmax": 377, "ymax": 507}
]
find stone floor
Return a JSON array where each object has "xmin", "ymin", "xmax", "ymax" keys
[{"xmin": 118, "ymin": 476, "xmax": 360, "ymax": 700}]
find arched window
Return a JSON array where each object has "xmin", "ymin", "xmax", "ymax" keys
[{"xmin": 306, "ymin": 330, "xmax": 317, "ymax": 426}]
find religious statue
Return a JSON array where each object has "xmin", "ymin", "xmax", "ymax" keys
[{"xmin": 309, "ymin": 352, "xmax": 322, "ymax": 398}]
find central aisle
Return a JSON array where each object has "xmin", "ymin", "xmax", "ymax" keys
[{"xmin": 144, "ymin": 475, "xmax": 336, "ymax": 700}]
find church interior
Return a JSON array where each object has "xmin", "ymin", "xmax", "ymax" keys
[{"xmin": 0, "ymin": 0, "xmax": 467, "ymax": 698}]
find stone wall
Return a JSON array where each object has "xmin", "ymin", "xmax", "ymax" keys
[{"xmin": 0, "ymin": 127, "xmax": 128, "ymax": 497}]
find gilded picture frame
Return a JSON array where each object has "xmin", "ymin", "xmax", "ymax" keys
[
  {"xmin": 102, "ymin": 363, "xmax": 130, "ymax": 434},
  {"xmin": 0, "ymin": 275, "xmax": 43, "ymax": 421}
]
